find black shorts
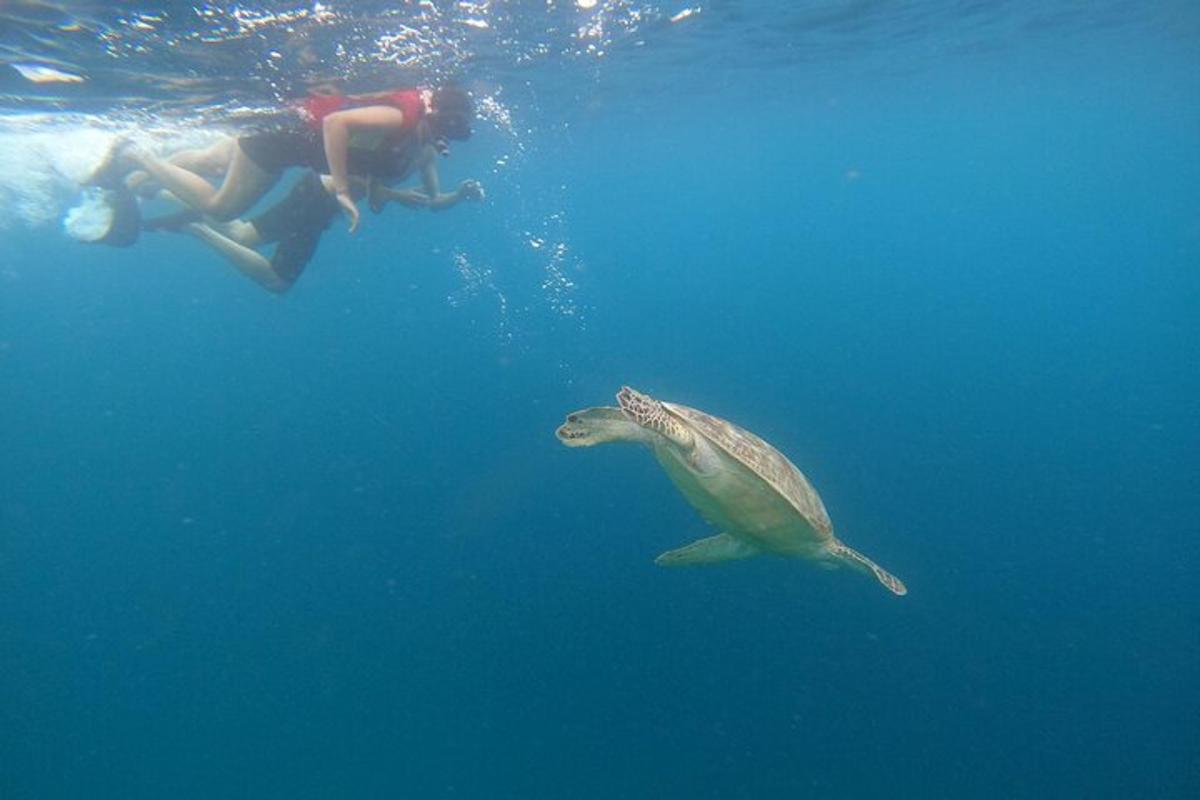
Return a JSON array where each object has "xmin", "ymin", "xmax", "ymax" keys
[
  {"xmin": 249, "ymin": 172, "xmax": 341, "ymax": 285},
  {"xmin": 238, "ymin": 129, "xmax": 327, "ymax": 174},
  {"xmin": 239, "ymin": 125, "xmax": 425, "ymax": 179}
]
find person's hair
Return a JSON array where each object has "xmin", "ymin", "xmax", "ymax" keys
[{"xmin": 430, "ymin": 86, "xmax": 474, "ymax": 141}]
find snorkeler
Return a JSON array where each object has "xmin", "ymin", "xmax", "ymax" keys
[
  {"xmin": 142, "ymin": 166, "xmax": 483, "ymax": 293},
  {"xmin": 87, "ymin": 85, "xmax": 476, "ymax": 233}
]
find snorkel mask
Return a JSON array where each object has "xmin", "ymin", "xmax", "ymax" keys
[{"xmin": 429, "ymin": 86, "xmax": 474, "ymax": 144}]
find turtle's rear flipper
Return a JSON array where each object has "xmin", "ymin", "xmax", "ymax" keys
[
  {"xmin": 655, "ymin": 533, "xmax": 760, "ymax": 566},
  {"xmin": 832, "ymin": 543, "xmax": 907, "ymax": 596}
]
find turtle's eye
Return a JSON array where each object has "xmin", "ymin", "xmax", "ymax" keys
[{"xmin": 567, "ymin": 414, "xmax": 579, "ymax": 423}]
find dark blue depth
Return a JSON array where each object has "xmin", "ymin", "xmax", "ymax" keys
[{"xmin": 1, "ymin": 11, "xmax": 1198, "ymax": 800}]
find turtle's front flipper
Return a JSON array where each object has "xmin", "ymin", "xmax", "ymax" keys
[
  {"xmin": 655, "ymin": 533, "xmax": 761, "ymax": 566},
  {"xmin": 617, "ymin": 386, "xmax": 694, "ymax": 449},
  {"xmin": 830, "ymin": 542, "xmax": 907, "ymax": 596}
]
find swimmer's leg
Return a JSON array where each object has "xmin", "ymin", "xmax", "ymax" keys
[{"xmin": 127, "ymin": 142, "xmax": 278, "ymax": 221}]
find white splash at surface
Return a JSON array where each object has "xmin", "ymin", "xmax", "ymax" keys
[
  {"xmin": 0, "ymin": 118, "xmax": 229, "ymax": 232},
  {"xmin": 0, "ymin": 123, "xmax": 113, "ymax": 230}
]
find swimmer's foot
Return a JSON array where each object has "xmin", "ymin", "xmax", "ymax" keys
[
  {"xmin": 85, "ymin": 137, "xmax": 136, "ymax": 189},
  {"xmin": 142, "ymin": 208, "xmax": 202, "ymax": 233}
]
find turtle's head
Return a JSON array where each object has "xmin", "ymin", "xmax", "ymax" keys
[{"xmin": 556, "ymin": 407, "xmax": 649, "ymax": 447}]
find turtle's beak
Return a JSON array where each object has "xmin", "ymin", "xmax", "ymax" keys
[
  {"xmin": 556, "ymin": 410, "xmax": 600, "ymax": 447},
  {"xmin": 555, "ymin": 406, "xmax": 639, "ymax": 447}
]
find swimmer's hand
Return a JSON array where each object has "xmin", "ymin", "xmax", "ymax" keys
[
  {"xmin": 336, "ymin": 190, "xmax": 360, "ymax": 233},
  {"xmin": 458, "ymin": 179, "xmax": 485, "ymax": 202}
]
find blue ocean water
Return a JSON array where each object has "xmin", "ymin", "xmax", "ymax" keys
[{"xmin": 1, "ymin": 3, "xmax": 1198, "ymax": 798}]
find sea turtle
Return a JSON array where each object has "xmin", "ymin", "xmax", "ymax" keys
[{"xmin": 555, "ymin": 386, "xmax": 907, "ymax": 596}]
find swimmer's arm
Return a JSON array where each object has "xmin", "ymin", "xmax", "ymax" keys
[
  {"xmin": 322, "ymin": 105, "xmax": 409, "ymax": 231},
  {"xmin": 400, "ymin": 159, "xmax": 484, "ymax": 210},
  {"xmin": 378, "ymin": 186, "xmax": 435, "ymax": 208},
  {"xmin": 362, "ymin": 150, "xmax": 444, "ymax": 208},
  {"xmin": 417, "ymin": 158, "xmax": 461, "ymax": 210},
  {"xmin": 321, "ymin": 105, "xmax": 409, "ymax": 195},
  {"xmin": 372, "ymin": 180, "xmax": 484, "ymax": 211},
  {"xmin": 364, "ymin": 147, "xmax": 484, "ymax": 211}
]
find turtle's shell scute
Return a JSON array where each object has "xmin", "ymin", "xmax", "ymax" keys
[{"xmin": 663, "ymin": 402, "xmax": 834, "ymax": 539}]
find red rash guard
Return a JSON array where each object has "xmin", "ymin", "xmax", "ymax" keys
[{"xmin": 299, "ymin": 90, "xmax": 424, "ymax": 131}]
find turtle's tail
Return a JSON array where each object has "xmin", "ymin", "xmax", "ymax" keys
[{"xmin": 831, "ymin": 542, "xmax": 907, "ymax": 596}]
